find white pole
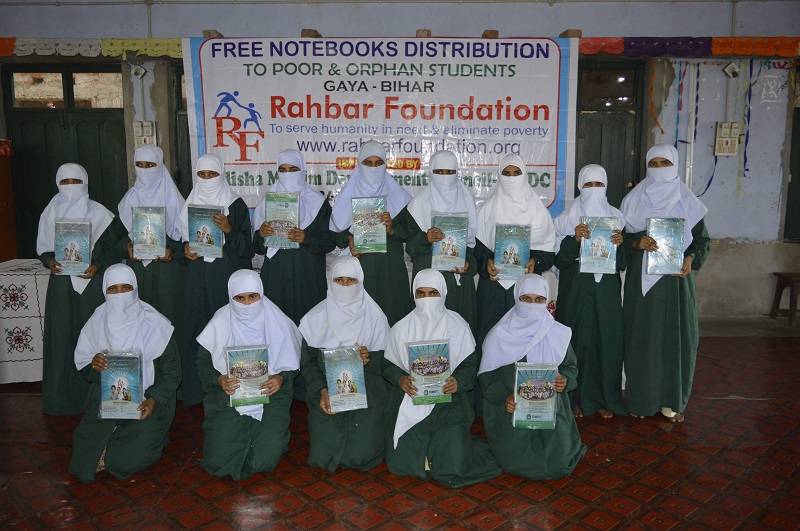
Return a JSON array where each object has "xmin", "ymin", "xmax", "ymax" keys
[{"xmin": 685, "ymin": 62, "xmax": 697, "ymax": 189}]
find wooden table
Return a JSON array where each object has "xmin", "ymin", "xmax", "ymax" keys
[{"xmin": 770, "ymin": 272, "xmax": 800, "ymax": 326}]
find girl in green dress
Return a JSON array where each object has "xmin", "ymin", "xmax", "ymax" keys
[
  {"xmin": 253, "ymin": 148, "xmax": 334, "ymax": 324},
  {"xmin": 474, "ymin": 154, "xmax": 556, "ymax": 346},
  {"xmin": 117, "ymin": 145, "xmax": 186, "ymax": 362},
  {"xmin": 70, "ymin": 264, "xmax": 178, "ymax": 482},
  {"xmin": 329, "ymin": 141, "xmax": 413, "ymax": 325},
  {"xmin": 554, "ymin": 164, "xmax": 627, "ymax": 419},
  {"xmin": 178, "ymin": 153, "xmax": 253, "ymax": 405},
  {"xmin": 36, "ymin": 163, "xmax": 124, "ymax": 415},
  {"xmin": 393, "ymin": 150, "xmax": 478, "ymax": 333},
  {"xmin": 620, "ymin": 144, "xmax": 709, "ymax": 423},
  {"xmin": 479, "ymin": 274, "xmax": 586, "ymax": 479},
  {"xmin": 197, "ymin": 269, "xmax": 301, "ymax": 480},
  {"xmin": 383, "ymin": 269, "xmax": 500, "ymax": 488},
  {"xmin": 299, "ymin": 256, "xmax": 390, "ymax": 472}
]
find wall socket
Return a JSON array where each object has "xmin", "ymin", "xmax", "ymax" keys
[
  {"xmin": 714, "ymin": 121, "xmax": 741, "ymax": 157},
  {"xmin": 133, "ymin": 120, "xmax": 157, "ymax": 148},
  {"xmin": 131, "ymin": 65, "xmax": 147, "ymax": 79}
]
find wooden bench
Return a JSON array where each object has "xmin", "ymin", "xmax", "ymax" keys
[{"xmin": 770, "ymin": 273, "xmax": 800, "ymax": 326}]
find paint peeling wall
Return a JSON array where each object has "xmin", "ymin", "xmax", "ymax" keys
[
  {"xmin": 648, "ymin": 58, "xmax": 792, "ymax": 241},
  {"xmin": 641, "ymin": 58, "xmax": 798, "ymax": 316},
  {"xmin": 696, "ymin": 240, "xmax": 800, "ymax": 317}
]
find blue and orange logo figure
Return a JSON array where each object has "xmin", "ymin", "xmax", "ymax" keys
[{"xmin": 212, "ymin": 90, "xmax": 264, "ymax": 162}]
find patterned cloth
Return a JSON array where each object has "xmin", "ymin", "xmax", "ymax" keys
[{"xmin": 0, "ymin": 259, "xmax": 50, "ymax": 383}]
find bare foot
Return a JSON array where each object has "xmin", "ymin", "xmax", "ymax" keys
[
  {"xmin": 574, "ymin": 406, "xmax": 584, "ymax": 418},
  {"xmin": 660, "ymin": 407, "xmax": 684, "ymax": 423},
  {"xmin": 599, "ymin": 409, "xmax": 613, "ymax": 419},
  {"xmin": 629, "ymin": 413, "xmax": 645, "ymax": 419},
  {"xmin": 96, "ymin": 448, "xmax": 107, "ymax": 473}
]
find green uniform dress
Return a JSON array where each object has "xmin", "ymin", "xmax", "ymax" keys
[
  {"xmin": 622, "ymin": 219, "xmax": 710, "ymax": 416},
  {"xmin": 333, "ymin": 222, "xmax": 413, "ymax": 326},
  {"xmin": 38, "ymin": 218, "xmax": 127, "ymax": 416},
  {"xmin": 382, "ymin": 352, "xmax": 501, "ymax": 488},
  {"xmin": 197, "ymin": 346, "xmax": 295, "ymax": 480},
  {"xmin": 555, "ymin": 235, "xmax": 627, "ymax": 416},
  {"xmin": 479, "ymin": 345, "xmax": 586, "ymax": 479},
  {"xmin": 254, "ymin": 202, "xmax": 334, "ymax": 325},
  {"xmin": 393, "ymin": 208, "xmax": 478, "ymax": 335},
  {"xmin": 181, "ymin": 198, "xmax": 253, "ymax": 406},
  {"xmin": 300, "ymin": 340, "xmax": 388, "ymax": 473},
  {"xmin": 69, "ymin": 337, "xmax": 180, "ymax": 482},
  {"xmin": 474, "ymin": 239, "xmax": 555, "ymax": 346},
  {"xmin": 121, "ymin": 235, "xmax": 187, "ymax": 353}
]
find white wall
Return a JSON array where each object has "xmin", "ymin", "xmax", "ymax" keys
[
  {"xmin": 0, "ymin": 1, "xmax": 799, "ymax": 39},
  {"xmin": 643, "ymin": 57, "xmax": 797, "ymax": 316},
  {"xmin": 696, "ymin": 241, "xmax": 800, "ymax": 317},
  {"xmin": 652, "ymin": 58, "xmax": 792, "ymax": 241}
]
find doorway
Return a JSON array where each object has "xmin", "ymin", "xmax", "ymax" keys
[
  {"xmin": 576, "ymin": 60, "xmax": 645, "ymax": 207},
  {"xmin": 2, "ymin": 64, "xmax": 127, "ymax": 258},
  {"xmin": 173, "ymin": 67, "xmax": 193, "ymax": 198}
]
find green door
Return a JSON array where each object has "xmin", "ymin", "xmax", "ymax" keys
[
  {"xmin": 575, "ymin": 61, "xmax": 644, "ymax": 207},
  {"xmin": 174, "ymin": 67, "xmax": 193, "ymax": 198},
  {"xmin": 576, "ymin": 110, "xmax": 638, "ymax": 207},
  {"xmin": 2, "ymin": 65, "xmax": 127, "ymax": 258}
]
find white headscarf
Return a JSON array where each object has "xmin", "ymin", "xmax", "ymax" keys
[
  {"xmin": 197, "ymin": 269, "xmax": 301, "ymax": 420},
  {"xmin": 252, "ymin": 149, "xmax": 326, "ymax": 259},
  {"xmin": 476, "ymin": 154, "xmax": 555, "ymax": 288},
  {"xmin": 299, "ymin": 256, "xmax": 389, "ymax": 351},
  {"xmin": 479, "ymin": 274, "xmax": 571, "ymax": 375},
  {"xmin": 36, "ymin": 163, "xmax": 115, "ymax": 294},
  {"xmin": 384, "ymin": 269, "xmax": 476, "ymax": 448},
  {"xmin": 554, "ymin": 164, "xmax": 626, "ymax": 282},
  {"xmin": 74, "ymin": 264, "xmax": 174, "ymax": 393},
  {"xmin": 179, "ymin": 153, "xmax": 238, "ymax": 238},
  {"xmin": 621, "ymin": 145, "xmax": 708, "ymax": 296},
  {"xmin": 329, "ymin": 141, "xmax": 411, "ymax": 232},
  {"xmin": 407, "ymin": 150, "xmax": 478, "ymax": 247},
  {"xmin": 118, "ymin": 145, "xmax": 185, "ymax": 243}
]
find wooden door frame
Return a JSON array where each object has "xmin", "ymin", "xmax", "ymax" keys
[
  {"xmin": 577, "ymin": 57, "xmax": 647, "ymax": 192},
  {"xmin": 2, "ymin": 63, "xmax": 126, "ymax": 257},
  {"xmin": 171, "ymin": 63, "xmax": 193, "ymax": 197},
  {"xmin": 2, "ymin": 62, "xmax": 122, "ymax": 112}
]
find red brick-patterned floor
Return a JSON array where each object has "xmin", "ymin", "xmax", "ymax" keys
[{"xmin": 1, "ymin": 337, "xmax": 798, "ymax": 530}]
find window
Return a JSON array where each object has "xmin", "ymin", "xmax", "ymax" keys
[
  {"xmin": 12, "ymin": 72, "xmax": 65, "ymax": 108},
  {"xmin": 579, "ymin": 69, "xmax": 637, "ymax": 110},
  {"xmin": 73, "ymin": 73, "xmax": 123, "ymax": 108},
  {"xmin": 7, "ymin": 66, "xmax": 122, "ymax": 110}
]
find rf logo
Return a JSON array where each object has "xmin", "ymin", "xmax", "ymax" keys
[{"xmin": 212, "ymin": 90, "xmax": 265, "ymax": 162}]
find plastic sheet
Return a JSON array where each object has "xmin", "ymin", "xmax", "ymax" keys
[{"xmin": 183, "ymin": 37, "xmax": 579, "ymax": 218}]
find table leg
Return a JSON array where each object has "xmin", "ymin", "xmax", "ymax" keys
[{"xmin": 770, "ymin": 278, "xmax": 784, "ymax": 319}]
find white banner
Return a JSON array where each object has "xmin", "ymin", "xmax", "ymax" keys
[{"xmin": 183, "ymin": 37, "xmax": 577, "ymax": 216}]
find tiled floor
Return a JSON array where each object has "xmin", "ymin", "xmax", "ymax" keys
[
  {"xmin": 699, "ymin": 317, "xmax": 800, "ymax": 338},
  {"xmin": 1, "ymin": 336, "xmax": 798, "ymax": 530}
]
